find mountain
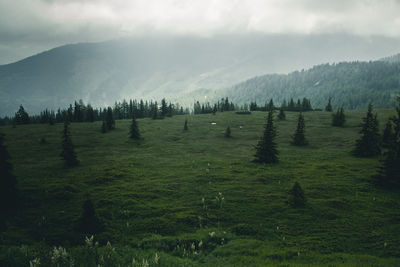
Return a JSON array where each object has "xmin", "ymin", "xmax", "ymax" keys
[
  {"xmin": 202, "ymin": 60, "xmax": 400, "ymax": 110},
  {"xmin": 1, "ymin": 34, "xmax": 400, "ymax": 115}
]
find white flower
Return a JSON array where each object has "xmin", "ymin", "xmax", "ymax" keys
[
  {"xmin": 209, "ymin": 231, "xmax": 215, "ymax": 237},
  {"xmin": 154, "ymin": 252, "xmax": 160, "ymax": 264}
]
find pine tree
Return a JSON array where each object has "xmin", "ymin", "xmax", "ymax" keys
[
  {"xmin": 161, "ymin": 98, "xmax": 168, "ymax": 118},
  {"xmin": 184, "ymin": 119, "xmax": 188, "ymax": 131},
  {"xmin": 75, "ymin": 199, "xmax": 103, "ymax": 235},
  {"xmin": 254, "ymin": 109, "xmax": 279, "ymax": 163},
  {"xmin": 105, "ymin": 107, "xmax": 115, "ymax": 130},
  {"xmin": 225, "ymin": 126, "xmax": 231, "ymax": 138},
  {"xmin": 288, "ymin": 182, "xmax": 306, "ymax": 207},
  {"xmin": 332, "ymin": 107, "xmax": 346, "ymax": 126},
  {"xmin": 325, "ymin": 97, "xmax": 333, "ymax": 112},
  {"xmin": 0, "ymin": 132, "xmax": 18, "ymax": 217},
  {"xmin": 278, "ymin": 108, "xmax": 286, "ymax": 120},
  {"xmin": 292, "ymin": 113, "xmax": 308, "ymax": 146},
  {"xmin": 101, "ymin": 120, "xmax": 107, "ymax": 133},
  {"xmin": 382, "ymin": 119, "xmax": 395, "ymax": 148},
  {"xmin": 376, "ymin": 97, "xmax": 400, "ymax": 187},
  {"xmin": 353, "ymin": 104, "xmax": 381, "ymax": 157},
  {"xmin": 60, "ymin": 121, "xmax": 79, "ymax": 167},
  {"xmin": 14, "ymin": 105, "xmax": 30, "ymax": 124},
  {"xmin": 129, "ymin": 115, "xmax": 140, "ymax": 140}
]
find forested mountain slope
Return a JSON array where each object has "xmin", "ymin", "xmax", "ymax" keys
[{"xmin": 207, "ymin": 60, "xmax": 400, "ymax": 109}]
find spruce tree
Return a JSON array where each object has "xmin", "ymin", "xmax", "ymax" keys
[
  {"xmin": 382, "ymin": 119, "xmax": 395, "ymax": 148},
  {"xmin": 14, "ymin": 105, "xmax": 30, "ymax": 124},
  {"xmin": 376, "ymin": 97, "xmax": 400, "ymax": 187},
  {"xmin": 184, "ymin": 119, "xmax": 188, "ymax": 131},
  {"xmin": 332, "ymin": 107, "xmax": 345, "ymax": 126},
  {"xmin": 0, "ymin": 132, "xmax": 18, "ymax": 217},
  {"xmin": 254, "ymin": 109, "xmax": 279, "ymax": 163},
  {"xmin": 325, "ymin": 97, "xmax": 333, "ymax": 112},
  {"xmin": 288, "ymin": 182, "xmax": 306, "ymax": 207},
  {"xmin": 105, "ymin": 107, "xmax": 115, "ymax": 130},
  {"xmin": 75, "ymin": 199, "xmax": 103, "ymax": 235},
  {"xmin": 353, "ymin": 104, "xmax": 381, "ymax": 157},
  {"xmin": 101, "ymin": 120, "xmax": 107, "ymax": 133},
  {"xmin": 60, "ymin": 121, "xmax": 79, "ymax": 167},
  {"xmin": 129, "ymin": 115, "xmax": 140, "ymax": 139},
  {"xmin": 278, "ymin": 108, "xmax": 286, "ymax": 120},
  {"xmin": 225, "ymin": 126, "xmax": 231, "ymax": 138},
  {"xmin": 292, "ymin": 113, "xmax": 308, "ymax": 146}
]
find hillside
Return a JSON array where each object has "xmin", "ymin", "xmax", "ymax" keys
[
  {"xmin": 201, "ymin": 60, "xmax": 400, "ymax": 110},
  {"xmin": 1, "ymin": 34, "xmax": 400, "ymax": 116},
  {"xmin": 1, "ymin": 109, "xmax": 400, "ymax": 265}
]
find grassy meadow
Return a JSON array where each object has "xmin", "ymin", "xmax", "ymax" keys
[{"xmin": 1, "ymin": 109, "xmax": 400, "ymax": 266}]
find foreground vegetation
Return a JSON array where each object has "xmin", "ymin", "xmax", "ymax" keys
[{"xmin": 1, "ymin": 109, "xmax": 400, "ymax": 266}]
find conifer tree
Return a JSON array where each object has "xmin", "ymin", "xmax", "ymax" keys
[
  {"xmin": 353, "ymin": 104, "xmax": 381, "ymax": 157},
  {"xmin": 288, "ymin": 182, "xmax": 306, "ymax": 207},
  {"xmin": 325, "ymin": 97, "xmax": 333, "ymax": 112},
  {"xmin": 129, "ymin": 115, "xmax": 140, "ymax": 139},
  {"xmin": 278, "ymin": 108, "xmax": 286, "ymax": 120},
  {"xmin": 292, "ymin": 113, "xmax": 308, "ymax": 146},
  {"xmin": 376, "ymin": 97, "xmax": 400, "ymax": 187},
  {"xmin": 60, "ymin": 121, "xmax": 79, "ymax": 167},
  {"xmin": 254, "ymin": 109, "xmax": 279, "ymax": 163},
  {"xmin": 184, "ymin": 119, "xmax": 188, "ymax": 131},
  {"xmin": 161, "ymin": 98, "xmax": 168, "ymax": 118},
  {"xmin": 0, "ymin": 132, "xmax": 18, "ymax": 216},
  {"xmin": 101, "ymin": 120, "xmax": 107, "ymax": 133},
  {"xmin": 332, "ymin": 107, "xmax": 346, "ymax": 126},
  {"xmin": 225, "ymin": 126, "xmax": 231, "ymax": 138},
  {"xmin": 382, "ymin": 119, "xmax": 395, "ymax": 148},
  {"xmin": 105, "ymin": 107, "xmax": 115, "ymax": 130},
  {"xmin": 14, "ymin": 105, "xmax": 30, "ymax": 124},
  {"xmin": 75, "ymin": 199, "xmax": 103, "ymax": 235}
]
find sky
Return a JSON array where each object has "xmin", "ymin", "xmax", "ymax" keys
[{"xmin": 1, "ymin": 0, "xmax": 400, "ymax": 64}]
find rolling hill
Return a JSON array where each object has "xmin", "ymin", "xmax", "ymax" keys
[{"xmin": 1, "ymin": 34, "xmax": 400, "ymax": 116}]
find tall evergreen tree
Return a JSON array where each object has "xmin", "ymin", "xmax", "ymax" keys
[
  {"xmin": 278, "ymin": 108, "xmax": 286, "ymax": 120},
  {"xmin": 325, "ymin": 97, "xmax": 333, "ymax": 112},
  {"xmin": 382, "ymin": 119, "xmax": 395, "ymax": 148},
  {"xmin": 292, "ymin": 113, "xmax": 308, "ymax": 146},
  {"xmin": 105, "ymin": 107, "xmax": 115, "ymax": 130},
  {"xmin": 0, "ymin": 132, "xmax": 18, "ymax": 217},
  {"xmin": 184, "ymin": 119, "xmax": 188, "ymax": 131},
  {"xmin": 161, "ymin": 98, "xmax": 168, "ymax": 118},
  {"xmin": 101, "ymin": 120, "xmax": 107, "ymax": 133},
  {"xmin": 332, "ymin": 107, "xmax": 346, "ymax": 126},
  {"xmin": 75, "ymin": 199, "xmax": 103, "ymax": 235},
  {"xmin": 353, "ymin": 104, "xmax": 381, "ymax": 157},
  {"xmin": 225, "ymin": 126, "xmax": 231, "ymax": 138},
  {"xmin": 129, "ymin": 115, "xmax": 140, "ymax": 140},
  {"xmin": 60, "ymin": 121, "xmax": 79, "ymax": 167},
  {"xmin": 288, "ymin": 182, "xmax": 306, "ymax": 207},
  {"xmin": 254, "ymin": 109, "xmax": 279, "ymax": 163},
  {"xmin": 14, "ymin": 105, "xmax": 30, "ymax": 124},
  {"xmin": 376, "ymin": 97, "xmax": 400, "ymax": 187}
]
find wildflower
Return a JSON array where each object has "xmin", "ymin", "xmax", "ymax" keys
[
  {"xmin": 191, "ymin": 243, "xmax": 196, "ymax": 250},
  {"xmin": 199, "ymin": 240, "xmax": 203, "ymax": 248},
  {"xmin": 29, "ymin": 258, "xmax": 40, "ymax": 267},
  {"xmin": 154, "ymin": 252, "xmax": 160, "ymax": 264},
  {"xmin": 142, "ymin": 258, "xmax": 149, "ymax": 267},
  {"xmin": 85, "ymin": 235, "xmax": 94, "ymax": 247},
  {"xmin": 209, "ymin": 231, "xmax": 215, "ymax": 237}
]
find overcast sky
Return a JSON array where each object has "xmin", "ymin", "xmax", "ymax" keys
[{"xmin": 1, "ymin": 0, "xmax": 400, "ymax": 64}]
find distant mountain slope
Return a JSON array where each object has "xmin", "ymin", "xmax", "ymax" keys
[
  {"xmin": 205, "ymin": 60, "xmax": 400, "ymax": 110},
  {"xmin": 381, "ymin": 53, "xmax": 400, "ymax": 63},
  {"xmin": 1, "ymin": 34, "xmax": 400, "ymax": 115}
]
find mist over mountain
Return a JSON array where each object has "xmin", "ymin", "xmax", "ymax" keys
[{"xmin": 1, "ymin": 34, "xmax": 400, "ymax": 115}]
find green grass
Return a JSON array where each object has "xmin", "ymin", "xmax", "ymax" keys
[{"xmin": 1, "ymin": 109, "xmax": 400, "ymax": 266}]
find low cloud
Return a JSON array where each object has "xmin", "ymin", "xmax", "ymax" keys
[{"xmin": 1, "ymin": 0, "xmax": 400, "ymax": 63}]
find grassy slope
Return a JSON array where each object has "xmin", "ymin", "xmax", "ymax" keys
[{"xmin": 1, "ymin": 109, "xmax": 400, "ymax": 266}]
